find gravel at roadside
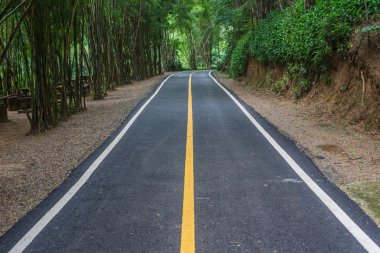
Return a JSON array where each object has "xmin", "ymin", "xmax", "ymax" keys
[{"xmin": 0, "ymin": 74, "xmax": 168, "ymax": 235}]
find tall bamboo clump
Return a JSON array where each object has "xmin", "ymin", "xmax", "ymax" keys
[
  {"xmin": 0, "ymin": 0, "xmax": 178, "ymax": 133},
  {"xmin": 28, "ymin": 0, "xmax": 86, "ymax": 131}
]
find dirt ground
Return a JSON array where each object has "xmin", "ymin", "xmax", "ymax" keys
[
  {"xmin": 215, "ymin": 71, "xmax": 380, "ymax": 225},
  {"xmin": 0, "ymin": 74, "xmax": 167, "ymax": 236},
  {"xmin": 0, "ymin": 112, "xmax": 30, "ymax": 155}
]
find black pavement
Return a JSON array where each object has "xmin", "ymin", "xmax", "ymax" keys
[{"xmin": 1, "ymin": 71, "xmax": 380, "ymax": 253}]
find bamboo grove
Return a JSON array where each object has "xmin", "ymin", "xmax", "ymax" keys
[
  {"xmin": 0, "ymin": 0, "xmax": 179, "ymax": 133},
  {"xmin": 2, "ymin": 0, "xmax": 370, "ymax": 133}
]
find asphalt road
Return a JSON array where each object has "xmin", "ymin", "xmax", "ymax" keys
[{"xmin": 1, "ymin": 71, "xmax": 380, "ymax": 253}]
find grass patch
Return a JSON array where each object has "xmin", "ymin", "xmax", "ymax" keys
[{"xmin": 343, "ymin": 181, "xmax": 380, "ymax": 226}]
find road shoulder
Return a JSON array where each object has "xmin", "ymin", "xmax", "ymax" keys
[{"xmin": 214, "ymin": 71, "xmax": 380, "ymax": 227}]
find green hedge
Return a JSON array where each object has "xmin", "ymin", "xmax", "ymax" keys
[
  {"xmin": 230, "ymin": 0, "xmax": 378, "ymax": 79},
  {"xmin": 229, "ymin": 32, "xmax": 252, "ymax": 77}
]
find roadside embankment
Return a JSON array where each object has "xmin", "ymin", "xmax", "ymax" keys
[{"xmin": 244, "ymin": 31, "xmax": 380, "ymax": 130}]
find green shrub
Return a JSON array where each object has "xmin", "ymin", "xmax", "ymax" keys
[
  {"xmin": 230, "ymin": 0, "xmax": 376, "ymax": 81},
  {"xmin": 229, "ymin": 32, "xmax": 252, "ymax": 78},
  {"xmin": 272, "ymin": 75, "xmax": 290, "ymax": 94}
]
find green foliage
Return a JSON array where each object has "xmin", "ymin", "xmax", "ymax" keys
[
  {"xmin": 1, "ymin": 0, "xmax": 178, "ymax": 132},
  {"xmin": 366, "ymin": 0, "xmax": 380, "ymax": 18},
  {"xmin": 167, "ymin": 59, "xmax": 184, "ymax": 71},
  {"xmin": 360, "ymin": 25, "xmax": 380, "ymax": 33},
  {"xmin": 210, "ymin": 0, "xmax": 257, "ymax": 70},
  {"xmin": 230, "ymin": 0, "xmax": 377, "ymax": 80},
  {"xmin": 229, "ymin": 32, "xmax": 251, "ymax": 78},
  {"xmin": 272, "ymin": 75, "xmax": 290, "ymax": 94},
  {"xmin": 166, "ymin": 0, "xmax": 214, "ymax": 69},
  {"xmin": 69, "ymin": 105, "xmax": 78, "ymax": 114}
]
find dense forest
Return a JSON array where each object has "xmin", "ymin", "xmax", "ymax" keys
[
  {"xmin": 0, "ymin": 0, "xmax": 379, "ymax": 133},
  {"xmin": 0, "ymin": 0, "xmax": 180, "ymax": 133}
]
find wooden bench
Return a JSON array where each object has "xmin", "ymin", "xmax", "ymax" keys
[
  {"xmin": 17, "ymin": 96, "xmax": 31, "ymax": 110},
  {"xmin": 7, "ymin": 95, "xmax": 19, "ymax": 111},
  {"xmin": 17, "ymin": 95, "xmax": 32, "ymax": 124},
  {"xmin": 57, "ymin": 79, "xmax": 93, "ymax": 97},
  {"xmin": 0, "ymin": 96, "xmax": 8, "ymax": 122}
]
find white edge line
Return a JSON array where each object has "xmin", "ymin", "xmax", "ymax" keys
[
  {"xmin": 208, "ymin": 71, "xmax": 380, "ymax": 253},
  {"xmin": 9, "ymin": 73, "xmax": 176, "ymax": 253}
]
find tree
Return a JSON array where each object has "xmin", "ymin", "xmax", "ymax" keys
[{"xmin": 0, "ymin": 0, "xmax": 176, "ymax": 133}]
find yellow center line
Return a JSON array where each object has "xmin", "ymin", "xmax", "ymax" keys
[{"xmin": 180, "ymin": 72, "xmax": 195, "ymax": 253}]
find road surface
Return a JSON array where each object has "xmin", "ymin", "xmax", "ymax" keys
[{"xmin": 1, "ymin": 71, "xmax": 380, "ymax": 253}]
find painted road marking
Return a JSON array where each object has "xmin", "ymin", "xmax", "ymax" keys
[
  {"xmin": 8, "ymin": 74, "xmax": 176, "ymax": 253},
  {"xmin": 180, "ymin": 72, "xmax": 195, "ymax": 253},
  {"xmin": 209, "ymin": 71, "xmax": 380, "ymax": 253}
]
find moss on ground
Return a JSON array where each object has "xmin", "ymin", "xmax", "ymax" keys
[{"xmin": 343, "ymin": 181, "xmax": 380, "ymax": 226}]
